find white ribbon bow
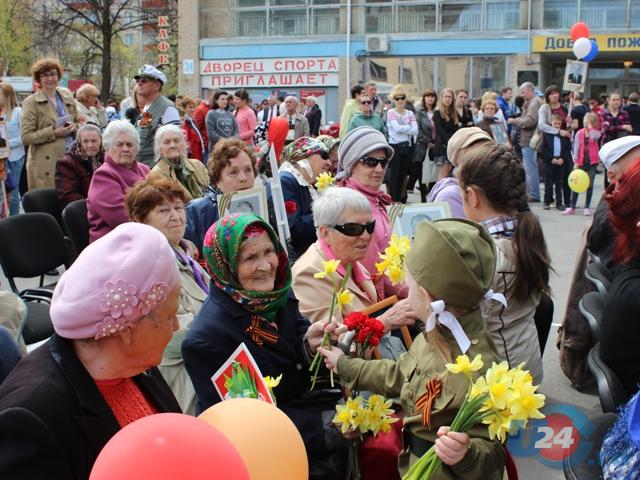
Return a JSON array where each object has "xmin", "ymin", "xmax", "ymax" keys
[
  {"xmin": 484, "ymin": 289, "xmax": 507, "ymax": 308},
  {"xmin": 425, "ymin": 300, "xmax": 471, "ymax": 354}
]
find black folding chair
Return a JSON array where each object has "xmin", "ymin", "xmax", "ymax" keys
[
  {"xmin": 22, "ymin": 188, "xmax": 63, "ymax": 228},
  {"xmin": 62, "ymin": 199, "xmax": 90, "ymax": 257},
  {"xmin": 587, "ymin": 343, "xmax": 630, "ymax": 414},
  {"xmin": 0, "ymin": 213, "xmax": 71, "ymax": 297},
  {"xmin": 563, "ymin": 412, "xmax": 617, "ymax": 479},
  {"xmin": 18, "ymin": 300, "xmax": 54, "ymax": 346},
  {"xmin": 578, "ymin": 292, "xmax": 605, "ymax": 342}
]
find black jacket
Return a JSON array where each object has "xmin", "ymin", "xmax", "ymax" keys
[
  {"xmin": 0, "ymin": 334, "xmax": 180, "ymax": 480},
  {"xmin": 541, "ymin": 132, "xmax": 572, "ymax": 164},
  {"xmin": 601, "ymin": 257, "xmax": 640, "ymax": 395},
  {"xmin": 182, "ymin": 285, "xmax": 340, "ymax": 455},
  {"xmin": 624, "ymin": 103, "xmax": 640, "ymax": 136},
  {"xmin": 305, "ymin": 104, "xmax": 322, "ymax": 137}
]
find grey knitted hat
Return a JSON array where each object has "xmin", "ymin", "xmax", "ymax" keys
[{"xmin": 336, "ymin": 126, "xmax": 394, "ymax": 180}]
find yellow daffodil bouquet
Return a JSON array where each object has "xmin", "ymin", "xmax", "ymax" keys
[
  {"xmin": 308, "ymin": 259, "xmax": 354, "ymax": 390},
  {"xmin": 333, "ymin": 394, "xmax": 399, "ymax": 480},
  {"xmin": 315, "ymin": 172, "xmax": 336, "ymax": 191},
  {"xmin": 375, "ymin": 234, "xmax": 411, "ymax": 285},
  {"xmin": 403, "ymin": 354, "xmax": 545, "ymax": 480}
]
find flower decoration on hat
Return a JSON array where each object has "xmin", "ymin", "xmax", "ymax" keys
[
  {"xmin": 140, "ymin": 282, "xmax": 169, "ymax": 315},
  {"xmin": 99, "ymin": 280, "xmax": 139, "ymax": 319}
]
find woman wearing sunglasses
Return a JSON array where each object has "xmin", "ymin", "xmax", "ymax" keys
[
  {"xmin": 385, "ymin": 85, "xmax": 418, "ymax": 202},
  {"xmin": 335, "ymin": 126, "xmax": 405, "ymax": 301},
  {"xmin": 279, "ymin": 136, "xmax": 331, "ymax": 260},
  {"xmin": 292, "ymin": 186, "xmax": 418, "ymax": 349},
  {"xmin": 292, "ymin": 186, "xmax": 417, "ymax": 480}
]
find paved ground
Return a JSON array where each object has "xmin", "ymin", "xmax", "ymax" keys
[{"xmin": 3, "ymin": 177, "xmax": 607, "ymax": 479}]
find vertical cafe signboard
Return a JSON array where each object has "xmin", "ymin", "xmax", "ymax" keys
[{"xmin": 157, "ymin": 15, "xmax": 170, "ymax": 65}]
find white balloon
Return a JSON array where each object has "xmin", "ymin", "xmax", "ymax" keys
[{"xmin": 573, "ymin": 37, "xmax": 591, "ymax": 59}]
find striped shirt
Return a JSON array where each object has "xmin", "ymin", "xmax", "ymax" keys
[{"xmin": 386, "ymin": 108, "xmax": 418, "ymax": 144}]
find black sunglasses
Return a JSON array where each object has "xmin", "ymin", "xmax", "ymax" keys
[
  {"xmin": 361, "ymin": 100, "xmax": 372, "ymax": 105},
  {"xmin": 332, "ymin": 220, "xmax": 376, "ymax": 237},
  {"xmin": 395, "ymin": 95, "xmax": 406, "ymax": 101},
  {"xmin": 360, "ymin": 155, "xmax": 388, "ymax": 169}
]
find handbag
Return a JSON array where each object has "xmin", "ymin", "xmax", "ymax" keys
[{"xmin": 529, "ymin": 128, "xmax": 542, "ymax": 151}]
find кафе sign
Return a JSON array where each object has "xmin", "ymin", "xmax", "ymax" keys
[{"xmin": 200, "ymin": 57, "xmax": 339, "ymax": 88}]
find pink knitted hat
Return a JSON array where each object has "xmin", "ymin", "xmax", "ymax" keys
[{"xmin": 50, "ymin": 222, "xmax": 180, "ymax": 340}]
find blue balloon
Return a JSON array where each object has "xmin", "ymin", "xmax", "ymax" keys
[{"xmin": 584, "ymin": 40, "xmax": 599, "ymax": 62}]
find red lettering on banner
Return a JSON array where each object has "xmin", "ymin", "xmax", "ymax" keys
[
  {"xmin": 307, "ymin": 73, "xmax": 316, "ymax": 85},
  {"xmin": 203, "ymin": 62, "xmax": 212, "ymax": 73},
  {"xmin": 319, "ymin": 73, "xmax": 328, "ymax": 83},
  {"xmin": 157, "ymin": 16, "xmax": 169, "ymax": 27},
  {"xmin": 268, "ymin": 75, "xmax": 277, "ymax": 85},
  {"xmin": 274, "ymin": 60, "xmax": 282, "ymax": 71},
  {"xmin": 158, "ymin": 54, "xmax": 169, "ymax": 65},
  {"xmin": 158, "ymin": 29, "xmax": 169, "ymax": 39},
  {"xmin": 294, "ymin": 74, "xmax": 303, "ymax": 84},
  {"xmin": 257, "ymin": 75, "xmax": 265, "ymax": 86},
  {"xmin": 233, "ymin": 62, "xmax": 242, "ymax": 71},
  {"xmin": 328, "ymin": 59, "xmax": 337, "ymax": 70},
  {"xmin": 157, "ymin": 41, "xmax": 170, "ymax": 53}
]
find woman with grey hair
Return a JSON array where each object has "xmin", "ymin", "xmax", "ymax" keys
[
  {"xmin": 292, "ymin": 186, "xmax": 418, "ymax": 358},
  {"xmin": 150, "ymin": 124, "xmax": 208, "ymax": 201},
  {"xmin": 55, "ymin": 123, "xmax": 105, "ymax": 209},
  {"xmin": 87, "ymin": 120, "xmax": 149, "ymax": 242}
]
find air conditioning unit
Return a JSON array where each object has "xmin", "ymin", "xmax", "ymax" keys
[{"xmin": 366, "ymin": 35, "xmax": 389, "ymax": 54}]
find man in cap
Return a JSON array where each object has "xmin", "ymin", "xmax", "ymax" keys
[
  {"xmin": 588, "ymin": 136, "xmax": 640, "ymax": 270},
  {"xmin": 134, "ymin": 64, "xmax": 180, "ymax": 166}
]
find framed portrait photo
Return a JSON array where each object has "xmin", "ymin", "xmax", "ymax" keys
[
  {"xmin": 563, "ymin": 60, "xmax": 588, "ymax": 93},
  {"xmin": 217, "ymin": 186, "xmax": 269, "ymax": 221},
  {"xmin": 490, "ymin": 123, "xmax": 511, "ymax": 147},
  {"xmin": 389, "ymin": 202, "xmax": 451, "ymax": 240}
]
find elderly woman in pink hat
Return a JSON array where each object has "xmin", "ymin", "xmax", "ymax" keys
[{"xmin": 0, "ymin": 222, "xmax": 183, "ymax": 479}]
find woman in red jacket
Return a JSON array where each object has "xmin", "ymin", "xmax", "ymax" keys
[{"xmin": 180, "ymin": 96, "xmax": 206, "ymax": 162}]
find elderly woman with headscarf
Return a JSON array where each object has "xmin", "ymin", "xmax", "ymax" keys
[
  {"xmin": 126, "ymin": 175, "xmax": 210, "ymax": 414},
  {"xmin": 336, "ymin": 127, "xmax": 400, "ymax": 299},
  {"xmin": 279, "ymin": 136, "xmax": 331, "ymax": 259},
  {"xmin": 182, "ymin": 213, "xmax": 348, "ymax": 479},
  {"xmin": 316, "ymin": 134, "xmax": 340, "ymax": 175},
  {"xmin": 55, "ymin": 123, "xmax": 105, "ymax": 209},
  {"xmin": 150, "ymin": 124, "xmax": 209, "ymax": 201},
  {"xmin": 87, "ymin": 120, "xmax": 150, "ymax": 242},
  {"xmin": 0, "ymin": 223, "xmax": 182, "ymax": 479}
]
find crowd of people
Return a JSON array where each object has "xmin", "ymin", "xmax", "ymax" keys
[{"xmin": 0, "ymin": 56, "xmax": 639, "ymax": 479}]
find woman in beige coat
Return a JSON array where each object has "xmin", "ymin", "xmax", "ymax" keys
[{"xmin": 21, "ymin": 58, "xmax": 80, "ymax": 189}]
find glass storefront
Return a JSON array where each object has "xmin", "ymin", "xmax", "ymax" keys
[{"xmin": 367, "ymin": 55, "xmax": 509, "ymax": 99}]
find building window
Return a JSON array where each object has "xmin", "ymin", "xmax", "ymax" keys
[
  {"xmin": 441, "ymin": 2, "xmax": 482, "ymax": 32},
  {"xmin": 581, "ymin": 0, "xmax": 627, "ymax": 29},
  {"xmin": 365, "ymin": 5, "xmax": 393, "ymax": 33},
  {"xmin": 124, "ymin": 33, "xmax": 135, "ymax": 46},
  {"xmin": 471, "ymin": 56, "xmax": 506, "ymax": 95},
  {"xmin": 485, "ymin": 0, "xmax": 519, "ymax": 30},
  {"xmin": 270, "ymin": 8, "xmax": 308, "ymax": 35},
  {"xmin": 543, "ymin": 0, "xmax": 578, "ymax": 29},
  {"xmin": 238, "ymin": 11, "xmax": 267, "ymax": 36},
  {"xmin": 370, "ymin": 61, "xmax": 388, "ymax": 82},
  {"xmin": 312, "ymin": 8, "xmax": 340, "ymax": 35},
  {"xmin": 397, "ymin": 4, "xmax": 436, "ymax": 33}
]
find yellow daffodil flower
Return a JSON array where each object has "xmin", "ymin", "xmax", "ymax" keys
[
  {"xmin": 313, "ymin": 259, "xmax": 341, "ymax": 279},
  {"xmin": 389, "ymin": 234, "xmax": 411, "ymax": 256},
  {"xmin": 333, "ymin": 404, "xmax": 355, "ymax": 433},
  {"xmin": 387, "ymin": 264, "xmax": 404, "ymax": 285},
  {"xmin": 446, "ymin": 354, "xmax": 484, "ymax": 378},
  {"xmin": 510, "ymin": 392, "xmax": 546, "ymax": 422},
  {"xmin": 484, "ymin": 409, "xmax": 512, "ymax": 442},
  {"xmin": 315, "ymin": 172, "xmax": 336, "ymax": 191},
  {"xmin": 470, "ymin": 376, "xmax": 489, "ymax": 399},
  {"xmin": 264, "ymin": 374, "xmax": 282, "ymax": 389},
  {"xmin": 336, "ymin": 289, "xmax": 354, "ymax": 309}
]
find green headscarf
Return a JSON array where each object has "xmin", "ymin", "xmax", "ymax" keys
[
  {"xmin": 161, "ymin": 155, "xmax": 204, "ymax": 200},
  {"xmin": 202, "ymin": 213, "xmax": 291, "ymax": 322}
]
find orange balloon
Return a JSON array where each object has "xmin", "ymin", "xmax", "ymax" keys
[{"xmin": 199, "ymin": 398, "xmax": 308, "ymax": 480}]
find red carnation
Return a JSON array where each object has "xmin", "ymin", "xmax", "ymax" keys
[
  {"xmin": 344, "ymin": 312, "xmax": 368, "ymax": 331},
  {"xmin": 285, "ymin": 200, "xmax": 297, "ymax": 214}
]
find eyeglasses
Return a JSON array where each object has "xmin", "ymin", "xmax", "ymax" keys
[
  {"xmin": 395, "ymin": 96, "xmax": 406, "ymax": 101},
  {"xmin": 41, "ymin": 71, "xmax": 58, "ymax": 79},
  {"xmin": 332, "ymin": 220, "xmax": 376, "ymax": 237},
  {"xmin": 359, "ymin": 155, "xmax": 388, "ymax": 169},
  {"xmin": 361, "ymin": 100, "xmax": 372, "ymax": 105}
]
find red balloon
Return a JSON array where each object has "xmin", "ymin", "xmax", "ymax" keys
[
  {"xmin": 90, "ymin": 413, "xmax": 250, "ymax": 480},
  {"xmin": 570, "ymin": 22, "xmax": 590, "ymax": 41},
  {"xmin": 267, "ymin": 117, "xmax": 289, "ymax": 163}
]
